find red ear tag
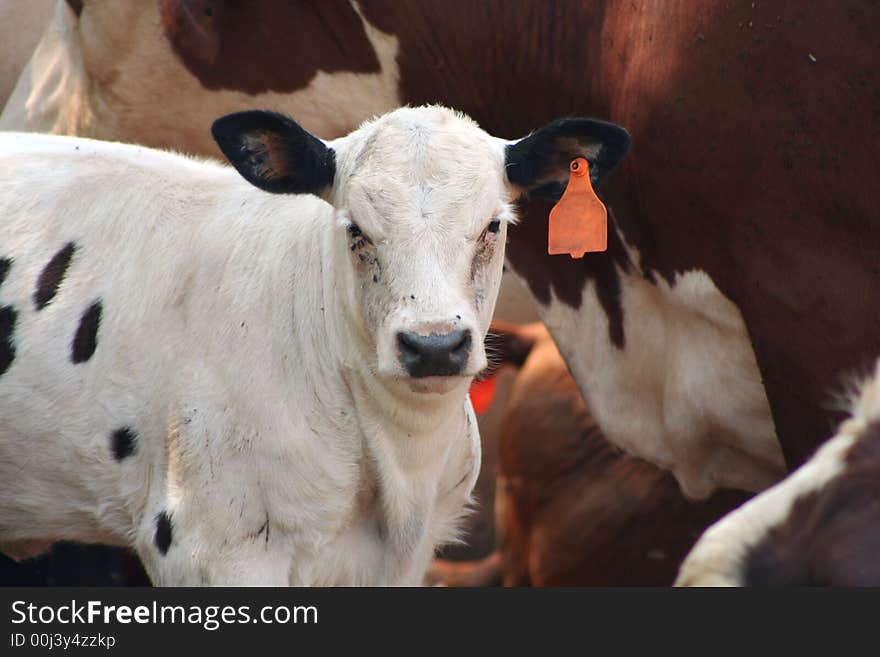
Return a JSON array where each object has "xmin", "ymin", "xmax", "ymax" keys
[
  {"xmin": 547, "ymin": 157, "xmax": 607, "ymax": 258},
  {"xmin": 469, "ymin": 375, "xmax": 498, "ymax": 415}
]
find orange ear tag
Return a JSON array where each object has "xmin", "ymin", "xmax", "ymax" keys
[{"xmin": 547, "ymin": 157, "xmax": 607, "ymax": 258}]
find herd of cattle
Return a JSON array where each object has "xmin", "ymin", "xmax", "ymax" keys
[{"xmin": 0, "ymin": 0, "xmax": 878, "ymax": 586}]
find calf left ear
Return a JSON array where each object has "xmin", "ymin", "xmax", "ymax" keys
[
  {"xmin": 211, "ymin": 110, "xmax": 335, "ymax": 197},
  {"xmin": 504, "ymin": 118, "xmax": 630, "ymax": 200}
]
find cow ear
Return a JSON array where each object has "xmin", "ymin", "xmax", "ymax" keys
[
  {"xmin": 211, "ymin": 110, "xmax": 335, "ymax": 197},
  {"xmin": 504, "ymin": 118, "xmax": 630, "ymax": 200}
]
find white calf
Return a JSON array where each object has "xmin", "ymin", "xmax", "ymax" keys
[{"xmin": 0, "ymin": 105, "xmax": 629, "ymax": 585}]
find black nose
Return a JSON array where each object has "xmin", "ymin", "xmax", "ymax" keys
[{"xmin": 397, "ymin": 329, "xmax": 472, "ymax": 377}]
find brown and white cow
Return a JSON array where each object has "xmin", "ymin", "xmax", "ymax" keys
[
  {"xmin": 5, "ymin": 1, "xmax": 878, "ymax": 501},
  {"xmin": 677, "ymin": 360, "xmax": 880, "ymax": 586},
  {"xmin": 1, "ymin": 1, "xmax": 400, "ymax": 154},
  {"xmin": 431, "ymin": 324, "xmax": 751, "ymax": 586}
]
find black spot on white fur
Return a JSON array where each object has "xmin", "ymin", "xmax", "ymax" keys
[
  {"xmin": 0, "ymin": 305, "xmax": 17, "ymax": 376},
  {"xmin": 155, "ymin": 512, "xmax": 173, "ymax": 555},
  {"xmin": 34, "ymin": 242, "xmax": 76, "ymax": 310},
  {"xmin": 0, "ymin": 258, "xmax": 11, "ymax": 288},
  {"xmin": 72, "ymin": 300, "xmax": 102, "ymax": 363},
  {"xmin": 110, "ymin": 427, "xmax": 137, "ymax": 461}
]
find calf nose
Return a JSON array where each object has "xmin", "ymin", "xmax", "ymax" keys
[{"xmin": 397, "ymin": 329, "xmax": 472, "ymax": 377}]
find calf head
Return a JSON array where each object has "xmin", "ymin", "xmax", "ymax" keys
[{"xmin": 212, "ymin": 106, "xmax": 628, "ymax": 392}]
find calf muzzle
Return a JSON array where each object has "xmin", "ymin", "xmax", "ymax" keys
[{"xmin": 397, "ymin": 329, "xmax": 472, "ymax": 378}]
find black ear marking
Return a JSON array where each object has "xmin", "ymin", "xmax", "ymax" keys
[
  {"xmin": 505, "ymin": 118, "xmax": 630, "ymax": 200},
  {"xmin": 211, "ymin": 110, "xmax": 336, "ymax": 196}
]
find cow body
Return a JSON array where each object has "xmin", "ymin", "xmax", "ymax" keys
[{"xmin": 677, "ymin": 361, "xmax": 880, "ymax": 586}]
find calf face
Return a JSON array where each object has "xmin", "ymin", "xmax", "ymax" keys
[{"xmin": 213, "ymin": 106, "xmax": 628, "ymax": 392}]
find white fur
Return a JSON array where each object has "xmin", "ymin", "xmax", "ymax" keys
[
  {"xmin": 515, "ymin": 229, "xmax": 787, "ymax": 499},
  {"xmin": 674, "ymin": 361, "xmax": 880, "ymax": 586},
  {"xmin": 0, "ymin": 106, "xmax": 515, "ymax": 585}
]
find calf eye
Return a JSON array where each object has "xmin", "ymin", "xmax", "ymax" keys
[
  {"xmin": 486, "ymin": 219, "xmax": 501, "ymax": 234},
  {"xmin": 347, "ymin": 221, "xmax": 372, "ymax": 252}
]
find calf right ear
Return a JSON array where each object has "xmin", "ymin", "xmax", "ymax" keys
[
  {"xmin": 504, "ymin": 118, "xmax": 630, "ymax": 200},
  {"xmin": 211, "ymin": 110, "xmax": 335, "ymax": 197}
]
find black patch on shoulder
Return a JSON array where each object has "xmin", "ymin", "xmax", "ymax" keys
[
  {"xmin": 110, "ymin": 427, "xmax": 137, "ymax": 461},
  {"xmin": 742, "ymin": 540, "xmax": 812, "ymax": 586},
  {"xmin": 72, "ymin": 300, "xmax": 102, "ymax": 363},
  {"xmin": 742, "ymin": 445, "xmax": 880, "ymax": 587},
  {"xmin": 0, "ymin": 305, "xmax": 18, "ymax": 376},
  {"xmin": 740, "ymin": 484, "xmax": 824, "ymax": 586},
  {"xmin": 0, "ymin": 258, "xmax": 11, "ymax": 288},
  {"xmin": 34, "ymin": 242, "xmax": 76, "ymax": 310},
  {"xmin": 155, "ymin": 512, "xmax": 173, "ymax": 555}
]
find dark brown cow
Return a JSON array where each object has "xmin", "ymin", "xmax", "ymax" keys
[{"xmin": 431, "ymin": 324, "xmax": 750, "ymax": 586}]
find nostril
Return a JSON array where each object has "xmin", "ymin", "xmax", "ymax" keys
[
  {"xmin": 449, "ymin": 330, "xmax": 471, "ymax": 356},
  {"xmin": 397, "ymin": 331, "xmax": 421, "ymax": 357}
]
